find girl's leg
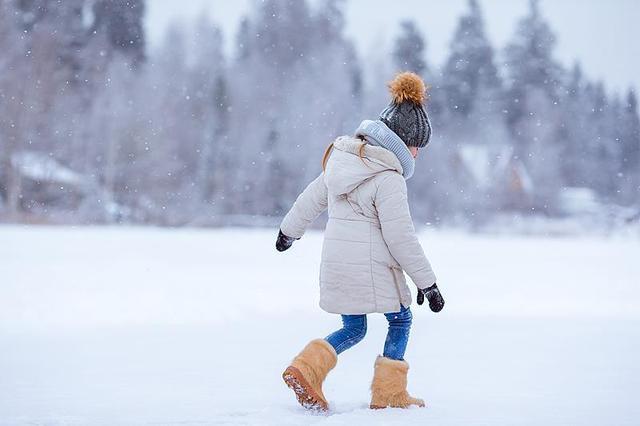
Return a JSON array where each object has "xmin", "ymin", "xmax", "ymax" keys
[
  {"xmin": 325, "ymin": 314, "xmax": 367, "ymax": 354},
  {"xmin": 383, "ymin": 306, "xmax": 412, "ymax": 360}
]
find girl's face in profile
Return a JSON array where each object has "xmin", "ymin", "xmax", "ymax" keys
[{"xmin": 409, "ymin": 147, "xmax": 419, "ymax": 159}]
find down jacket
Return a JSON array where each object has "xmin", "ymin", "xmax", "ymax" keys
[{"xmin": 280, "ymin": 136, "xmax": 437, "ymax": 314}]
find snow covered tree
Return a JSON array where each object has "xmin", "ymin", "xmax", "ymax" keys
[
  {"xmin": 393, "ymin": 20, "xmax": 428, "ymax": 75},
  {"xmin": 0, "ymin": 0, "xmax": 632, "ymax": 226},
  {"xmin": 92, "ymin": 0, "xmax": 146, "ymax": 66},
  {"xmin": 557, "ymin": 63, "xmax": 590, "ymax": 188},
  {"xmin": 0, "ymin": 0, "xmax": 70, "ymax": 216},
  {"xmin": 556, "ymin": 63, "xmax": 632, "ymax": 207},
  {"xmin": 226, "ymin": 0, "xmax": 359, "ymax": 220},
  {"xmin": 566, "ymin": 81, "xmax": 619, "ymax": 199},
  {"xmin": 316, "ymin": 0, "xmax": 363, "ymax": 102},
  {"xmin": 188, "ymin": 17, "xmax": 230, "ymax": 217},
  {"xmin": 504, "ymin": 0, "xmax": 562, "ymax": 129},
  {"xmin": 619, "ymin": 89, "xmax": 640, "ymax": 204},
  {"xmin": 503, "ymin": 0, "xmax": 564, "ymax": 212},
  {"xmin": 594, "ymin": 85, "xmax": 622, "ymax": 198},
  {"xmin": 415, "ymin": 0, "xmax": 506, "ymax": 222},
  {"xmin": 0, "ymin": 0, "xmax": 24, "ymax": 216},
  {"xmin": 235, "ymin": 17, "xmax": 252, "ymax": 62},
  {"xmin": 443, "ymin": 0, "xmax": 500, "ymax": 118}
]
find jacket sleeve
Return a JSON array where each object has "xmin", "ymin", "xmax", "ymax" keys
[
  {"xmin": 280, "ymin": 173, "xmax": 328, "ymax": 239},
  {"xmin": 375, "ymin": 173, "xmax": 437, "ymax": 289}
]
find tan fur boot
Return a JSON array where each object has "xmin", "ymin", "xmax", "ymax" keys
[
  {"xmin": 370, "ymin": 356, "xmax": 425, "ymax": 409},
  {"xmin": 282, "ymin": 339, "xmax": 337, "ymax": 411}
]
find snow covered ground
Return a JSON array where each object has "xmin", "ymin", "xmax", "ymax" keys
[{"xmin": 1, "ymin": 226, "xmax": 639, "ymax": 425}]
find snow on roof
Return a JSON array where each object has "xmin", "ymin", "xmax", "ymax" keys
[
  {"xmin": 458, "ymin": 144, "xmax": 491, "ymax": 188},
  {"xmin": 11, "ymin": 152, "xmax": 84, "ymax": 186},
  {"xmin": 494, "ymin": 146, "xmax": 514, "ymax": 174},
  {"xmin": 513, "ymin": 160, "xmax": 534, "ymax": 193},
  {"xmin": 559, "ymin": 187, "xmax": 600, "ymax": 214},
  {"xmin": 457, "ymin": 144, "xmax": 534, "ymax": 194}
]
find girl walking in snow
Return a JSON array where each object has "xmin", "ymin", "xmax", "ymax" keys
[{"xmin": 276, "ymin": 72, "xmax": 445, "ymax": 411}]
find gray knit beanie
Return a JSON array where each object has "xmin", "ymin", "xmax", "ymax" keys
[{"xmin": 379, "ymin": 72, "xmax": 432, "ymax": 148}]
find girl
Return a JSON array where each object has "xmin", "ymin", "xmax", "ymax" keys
[{"xmin": 275, "ymin": 72, "xmax": 445, "ymax": 411}]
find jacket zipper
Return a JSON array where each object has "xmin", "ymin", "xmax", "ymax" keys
[{"xmin": 389, "ymin": 266, "xmax": 404, "ymax": 301}]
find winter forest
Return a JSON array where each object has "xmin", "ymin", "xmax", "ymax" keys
[
  {"xmin": 2, "ymin": 2, "xmax": 640, "ymax": 424},
  {"xmin": 1, "ymin": 0, "xmax": 639, "ymax": 229}
]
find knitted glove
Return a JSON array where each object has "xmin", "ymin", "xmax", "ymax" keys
[
  {"xmin": 417, "ymin": 283, "xmax": 445, "ymax": 312},
  {"xmin": 275, "ymin": 229, "xmax": 297, "ymax": 252}
]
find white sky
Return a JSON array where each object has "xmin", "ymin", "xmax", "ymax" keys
[{"xmin": 145, "ymin": 0, "xmax": 640, "ymax": 94}]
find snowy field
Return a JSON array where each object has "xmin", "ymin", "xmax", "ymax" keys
[{"xmin": 1, "ymin": 226, "xmax": 639, "ymax": 426}]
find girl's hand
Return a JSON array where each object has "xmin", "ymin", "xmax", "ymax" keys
[
  {"xmin": 417, "ymin": 283, "xmax": 445, "ymax": 312},
  {"xmin": 275, "ymin": 229, "xmax": 297, "ymax": 252}
]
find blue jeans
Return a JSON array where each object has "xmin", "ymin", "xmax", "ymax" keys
[{"xmin": 324, "ymin": 306, "xmax": 412, "ymax": 360}]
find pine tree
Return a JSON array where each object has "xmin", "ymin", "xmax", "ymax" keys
[
  {"xmin": 93, "ymin": 0, "xmax": 146, "ymax": 66},
  {"xmin": 586, "ymin": 82, "xmax": 616, "ymax": 196},
  {"xmin": 504, "ymin": 0, "xmax": 562, "ymax": 127},
  {"xmin": 228, "ymin": 0, "xmax": 358, "ymax": 219},
  {"xmin": 503, "ymin": 0, "xmax": 564, "ymax": 212},
  {"xmin": 252, "ymin": 0, "xmax": 312, "ymax": 70},
  {"xmin": 393, "ymin": 20, "xmax": 428, "ymax": 75},
  {"xmin": 443, "ymin": 0, "xmax": 500, "ymax": 117},
  {"xmin": 0, "ymin": 0, "xmax": 24, "ymax": 215},
  {"xmin": 235, "ymin": 18, "xmax": 252, "ymax": 61},
  {"xmin": 316, "ymin": 0, "xmax": 346, "ymax": 44},
  {"xmin": 620, "ymin": 89, "xmax": 640, "ymax": 204},
  {"xmin": 189, "ymin": 17, "xmax": 229, "ymax": 213},
  {"xmin": 428, "ymin": 0, "xmax": 505, "ymax": 220},
  {"xmin": 391, "ymin": 19, "xmax": 445, "ymax": 124},
  {"xmin": 557, "ymin": 63, "xmax": 589, "ymax": 187}
]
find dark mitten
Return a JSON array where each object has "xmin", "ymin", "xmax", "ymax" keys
[
  {"xmin": 275, "ymin": 229, "xmax": 297, "ymax": 252},
  {"xmin": 417, "ymin": 283, "xmax": 445, "ymax": 312}
]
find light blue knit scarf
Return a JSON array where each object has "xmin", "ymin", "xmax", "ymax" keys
[{"xmin": 354, "ymin": 120, "xmax": 415, "ymax": 180}]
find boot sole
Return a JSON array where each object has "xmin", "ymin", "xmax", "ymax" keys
[
  {"xmin": 282, "ymin": 366, "xmax": 329, "ymax": 412},
  {"xmin": 369, "ymin": 401, "xmax": 426, "ymax": 409}
]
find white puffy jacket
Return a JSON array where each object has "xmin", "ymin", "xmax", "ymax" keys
[{"xmin": 280, "ymin": 136, "xmax": 436, "ymax": 314}]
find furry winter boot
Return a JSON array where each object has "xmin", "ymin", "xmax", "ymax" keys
[
  {"xmin": 282, "ymin": 339, "xmax": 337, "ymax": 411},
  {"xmin": 370, "ymin": 356, "xmax": 425, "ymax": 409}
]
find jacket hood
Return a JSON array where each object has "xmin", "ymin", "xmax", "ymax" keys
[
  {"xmin": 324, "ymin": 136, "xmax": 403, "ymax": 197},
  {"xmin": 355, "ymin": 120, "xmax": 415, "ymax": 179}
]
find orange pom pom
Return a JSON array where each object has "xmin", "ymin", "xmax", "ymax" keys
[{"xmin": 388, "ymin": 72, "xmax": 426, "ymax": 105}]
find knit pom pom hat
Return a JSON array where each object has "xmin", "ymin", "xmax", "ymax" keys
[{"xmin": 379, "ymin": 72, "xmax": 432, "ymax": 148}]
